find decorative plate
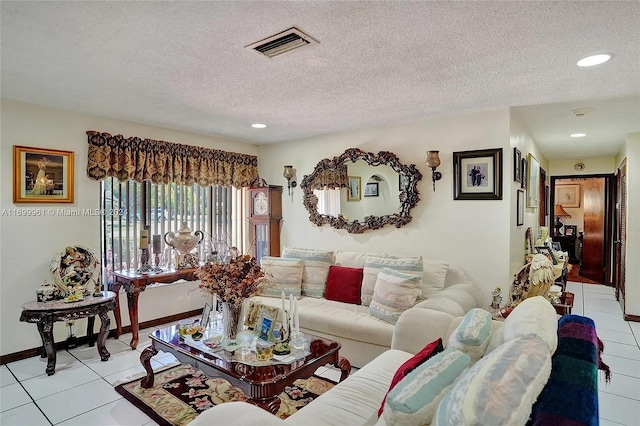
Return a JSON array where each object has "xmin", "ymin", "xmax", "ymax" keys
[{"xmin": 50, "ymin": 245, "xmax": 100, "ymax": 298}]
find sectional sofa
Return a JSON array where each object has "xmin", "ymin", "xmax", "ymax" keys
[{"xmin": 191, "ymin": 296, "xmax": 603, "ymax": 425}]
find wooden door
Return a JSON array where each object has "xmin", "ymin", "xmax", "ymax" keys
[
  {"xmin": 582, "ymin": 178, "xmax": 606, "ymax": 283},
  {"xmin": 615, "ymin": 160, "xmax": 627, "ymax": 311}
]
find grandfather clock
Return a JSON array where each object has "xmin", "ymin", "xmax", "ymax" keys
[{"xmin": 249, "ymin": 184, "xmax": 283, "ymax": 264}]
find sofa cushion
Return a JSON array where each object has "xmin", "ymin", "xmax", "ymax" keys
[
  {"xmin": 378, "ymin": 338, "xmax": 444, "ymax": 416},
  {"xmin": 434, "ymin": 334, "xmax": 552, "ymax": 426},
  {"xmin": 258, "ymin": 256, "xmax": 304, "ymax": 298},
  {"xmin": 362, "ymin": 255, "xmax": 423, "ymax": 306},
  {"xmin": 383, "ymin": 349, "xmax": 471, "ymax": 425},
  {"xmin": 334, "ymin": 250, "xmax": 369, "ymax": 268},
  {"xmin": 325, "ymin": 265, "xmax": 363, "ymax": 305},
  {"xmin": 446, "ymin": 308, "xmax": 493, "ymax": 363},
  {"xmin": 418, "ymin": 258, "xmax": 449, "ymax": 296},
  {"xmin": 485, "ymin": 295, "xmax": 558, "ymax": 355},
  {"xmin": 281, "ymin": 247, "xmax": 334, "ymax": 298},
  {"xmin": 369, "ymin": 268, "xmax": 421, "ymax": 324}
]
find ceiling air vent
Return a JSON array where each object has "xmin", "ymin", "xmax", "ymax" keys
[{"xmin": 246, "ymin": 27, "xmax": 318, "ymax": 59}]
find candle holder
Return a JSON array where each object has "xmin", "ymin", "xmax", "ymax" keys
[{"xmin": 136, "ymin": 248, "xmax": 163, "ymax": 274}]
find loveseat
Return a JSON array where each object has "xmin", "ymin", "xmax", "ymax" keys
[
  {"xmin": 191, "ymin": 296, "xmax": 603, "ymax": 426},
  {"xmin": 250, "ymin": 248, "xmax": 484, "ymax": 367}
]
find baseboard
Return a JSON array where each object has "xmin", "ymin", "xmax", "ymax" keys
[
  {"xmin": 623, "ymin": 313, "xmax": 640, "ymax": 322},
  {"xmin": 0, "ymin": 308, "xmax": 202, "ymax": 365}
]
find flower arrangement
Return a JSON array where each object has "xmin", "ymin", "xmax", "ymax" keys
[{"xmin": 195, "ymin": 250, "xmax": 266, "ymax": 309}]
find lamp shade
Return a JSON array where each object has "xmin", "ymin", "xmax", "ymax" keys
[
  {"xmin": 283, "ymin": 165, "xmax": 295, "ymax": 180},
  {"xmin": 554, "ymin": 204, "xmax": 571, "ymax": 218},
  {"xmin": 426, "ymin": 151, "xmax": 441, "ymax": 168}
]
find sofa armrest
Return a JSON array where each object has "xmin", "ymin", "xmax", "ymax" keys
[
  {"xmin": 391, "ymin": 308, "xmax": 456, "ymax": 354},
  {"xmin": 188, "ymin": 402, "xmax": 286, "ymax": 426}
]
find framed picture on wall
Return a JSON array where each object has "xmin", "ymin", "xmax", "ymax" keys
[
  {"xmin": 521, "ymin": 158, "xmax": 528, "ymax": 190},
  {"xmin": 527, "ymin": 154, "xmax": 540, "ymax": 208},
  {"xmin": 556, "ymin": 184, "xmax": 581, "ymax": 208},
  {"xmin": 517, "ymin": 189, "xmax": 525, "ymax": 226},
  {"xmin": 13, "ymin": 145, "xmax": 75, "ymax": 203},
  {"xmin": 513, "ymin": 148, "xmax": 522, "ymax": 183},
  {"xmin": 452, "ymin": 148, "xmax": 503, "ymax": 200},
  {"xmin": 364, "ymin": 182, "xmax": 379, "ymax": 197},
  {"xmin": 347, "ymin": 176, "xmax": 361, "ymax": 201},
  {"xmin": 564, "ymin": 225, "xmax": 578, "ymax": 236}
]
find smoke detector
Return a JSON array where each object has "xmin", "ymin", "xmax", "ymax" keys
[
  {"xmin": 246, "ymin": 27, "xmax": 319, "ymax": 59},
  {"xmin": 570, "ymin": 108, "xmax": 592, "ymax": 117}
]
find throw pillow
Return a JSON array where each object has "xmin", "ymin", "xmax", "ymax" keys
[
  {"xmin": 258, "ymin": 256, "xmax": 304, "ymax": 298},
  {"xmin": 446, "ymin": 307, "xmax": 493, "ymax": 363},
  {"xmin": 362, "ymin": 255, "xmax": 423, "ymax": 306},
  {"xmin": 378, "ymin": 338, "xmax": 444, "ymax": 417},
  {"xmin": 382, "ymin": 349, "xmax": 471, "ymax": 425},
  {"xmin": 434, "ymin": 335, "xmax": 552, "ymax": 426},
  {"xmin": 281, "ymin": 247, "xmax": 334, "ymax": 298},
  {"xmin": 324, "ymin": 265, "xmax": 363, "ymax": 305},
  {"xmin": 417, "ymin": 258, "xmax": 450, "ymax": 298},
  {"xmin": 368, "ymin": 268, "xmax": 421, "ymax": 324}
]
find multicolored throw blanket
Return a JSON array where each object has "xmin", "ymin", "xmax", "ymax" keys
[{"xmin": 528, "ymin": 315, "xmax": 611, "ymax": 426}]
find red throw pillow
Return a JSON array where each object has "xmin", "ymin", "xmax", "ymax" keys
[
  {"xmin": 324, "ymin": 265, "xmax": 363, "ymax": 305},
  {"xmin": 378, "ymin": 338, "xmax": 444, "ymax": 417}
]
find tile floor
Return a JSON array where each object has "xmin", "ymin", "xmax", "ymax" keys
[{"xmin": 2, "ymin": 282, "xmax": 639, "ymax": 425}]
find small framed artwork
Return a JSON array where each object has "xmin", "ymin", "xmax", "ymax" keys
[
  {"xmin": 244, "ymin": 301, "xmax": 262, "ymax": 330},
  {"xmin": 13, "ymin": 146, "xmax": 75, "ymax": 203},
  {"xmin": 453, "ymin": 148, "xmax": 503, "ymax": 200},
  {"xmin": 556, "ymin": 184, "xmax": 581, "ymax": 208},
  {"xmin": 364, "ymin": 182, "xmax": 379, "ymax": 197},
  {"xmin": 347, "ymin": 176, "xmax": 361, "ymax": 201},
  {"xmin": 551, "ymin": 242, "xmax": 562, "ymax": 252},
  {"xmin": 535, "ymin": 245, "xmax": 558, "ymax": 265},
  {"xmin": 513, "ymin": 148, "xmax": 522, "ymax": 183},
  {"xmin": 200, "ymin": 303, "xmax": 213, "ymax": 326},
  {"xmin": 256, "ymin": 305, "xmax": 279, "ymax": 341},
  {"xmin": 564, "ymin": 225, "xmax": 578, "ymax": 236},
  {"xmin": 527, "ymin": 154, "xmax": 540, "ymax": 208},
  {"xmin": 516, "ymin": 189, "xmax": 525, "ymax": 226},
  {"xmin": 521, "ymin": 158, "xmax": 528, "ymax": 190},
  {"xmin": 399, "ymin": 174, "xmax": 409, "ymax": 191}
]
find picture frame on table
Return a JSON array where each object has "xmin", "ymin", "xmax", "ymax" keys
[
  {"xmin": 564, "ymin": 225, "xmax": 578, "ymax": 236},
  {"xmin": 453, "ymin": 148, "xmax": 503, "ymax": 200},
  {"xmin": 200, "ymin": 303, "xmax": 213, "ymax": 326},
  {"xmin": 244, "ymin": 301, "xmax": 262, "ymax": 330},
  {"xmin": 256, "ymin": 305, "xmax": 279, "ymax": 341},
  {"xmin": 364, "ymin": 182, "xmax": 379, "ymax": 197},
  {"xmin": 516, "ymin": 189, "xmax": 525, "ymax": 226},
  {"xmin": 513, "ymin": 148, "xmax": 522, "ymax": 183},
  {"xmin": 551, "ymin": 242, "xmax": 562, "ymax": 252},
  {"xmin": 347, "ymin": 176, "xmax": 361, "ymax": 201},
  {"xmin": 535, "ymin": 245, "xmax": 558, "ymax": 265},
  {"xmin": 556, "ymin": 184, "xmax": 581, "ymax": 208},
  {"xmin": 13, "ymin": 145, "xmax": 75, "ymax": 203}
]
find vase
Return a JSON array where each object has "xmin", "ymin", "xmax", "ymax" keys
[{"xmin": 221, "ymin": 302, "xmax": 242, "ymax": 341}]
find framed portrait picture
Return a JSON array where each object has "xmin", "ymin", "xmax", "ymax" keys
[
  {"xmin": 556, "ymin": 184, "xmax": 581, "ymax": 208},
  {"xmin": 453, "ymin": 148, "xmax": 503, "ymax": 200},
  {"xmin": 564, "ymin": 225, "xmax": 578, "ymax": 236},
  {"xmin": 521, "ymin": 158, "xmax": 528, "ymax": 190},
  {"xmin": 364, "ymin": 182, "xmax": 379, "ymax": 197},
  {"xmin": 347, "ymin": 176, "xmax": 361, "ymax": 201},
  {"xmin": 513, "ymin": 148, "xmax": 522, "ymax": 183},
  {"xmin": 13, "ymin": 146, "xmax": 74, "ymax": 203},
  {"xmin": 517, "ymin": 189, "xmax": 525, "ymax": 226},
  {"xmin": 527, "ymin": 154, "xmax": 540, "ymax": 208},
  {"xmin": 535, "ymin": 245, "xmax": 558, "ymax": 265},
  {"xmin": 256, "ymin": 305, "xmax": 279, "ymax": 341}
]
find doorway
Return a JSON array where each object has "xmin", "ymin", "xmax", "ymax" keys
[{"xmin": 551, "ymin": 174, "xmax": 615, "ymax": 285}]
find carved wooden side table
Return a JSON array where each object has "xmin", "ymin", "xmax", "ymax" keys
[{"xmin": 20, "ymin": 291, "xmax": 116, "ymax": 376}]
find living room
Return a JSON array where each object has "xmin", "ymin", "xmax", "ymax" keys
[{"xmin": 1, "ymin": 2, "xmax": 639, "ymax": 425}]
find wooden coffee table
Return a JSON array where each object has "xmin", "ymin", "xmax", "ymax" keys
[{"xmin": 139, "ymin": 325, "xmax": 351, "ymax": 414}]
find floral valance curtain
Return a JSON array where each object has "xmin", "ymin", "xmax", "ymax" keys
[
  {"xmin": 311, "ymin": 164, "xmax": 348, "ymax": 189},
  {"xmin": 86, "ymin": 131, "xmax": 258, "ymax": 188}
]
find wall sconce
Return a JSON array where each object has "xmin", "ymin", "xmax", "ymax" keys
[
  {"xmin": 283, "ymin": 165, "xmax": 297, "ymax": 196},
  {"xmin": 425, "ymin": 151, "xmax": 442, "ymax": 192}
]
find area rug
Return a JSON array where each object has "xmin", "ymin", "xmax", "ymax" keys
[
  {"xmin": 115, "ymin": 364, "xmax": 335, "ymax": 426},
  {"xmin": 567, "ymin": 263, "xmax": 600, "ymax": 284}
]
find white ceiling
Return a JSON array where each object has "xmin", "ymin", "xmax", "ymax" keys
[{"xmin": 2, "ymin": 1, "xmax": 639, "ymax": 161}]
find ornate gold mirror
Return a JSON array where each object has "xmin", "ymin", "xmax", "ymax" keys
[{"xmin": 300, "ymin": 148, "xmax": 422, "ymax": 234}]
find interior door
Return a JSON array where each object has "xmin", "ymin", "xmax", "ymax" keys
[
  {"xmin": 582, "ymin": 178, "xmax": 606, "ymax": 283},
  {"xmin": 615, "ymin": 160, "xmax": 627, "ymax": 311}
]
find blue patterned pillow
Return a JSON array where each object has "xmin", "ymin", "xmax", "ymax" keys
[
  {"xmin": 281, "ymin": 247, "xmax": 333, "ymax": 298},
  {"xmin": 447, "ymin": 308, "xmax": 493, "ymax": 362}
]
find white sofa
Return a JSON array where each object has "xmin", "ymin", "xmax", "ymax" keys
[
  {"xmin": 190, "ymin": 296, "xmax": 563, "ymax": 426},
  {"xmin": 251, "ymin": 249, "xmax": 484, "ymax": 367}
]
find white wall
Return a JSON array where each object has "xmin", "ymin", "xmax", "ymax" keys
[
  {"xmin": 259, "ymin": 109, "xmax": 512, "ymax": 305},
  {"xmin": 622, "ymin": 133, "xmax": 639, "ymax": 316},
  {"xmin": 550, "ymin": 157, "xmax": 617, "ymax": 176},
  {"xmin": 0, "ymin": 99, "xmax": 257, "ymax": 356}
]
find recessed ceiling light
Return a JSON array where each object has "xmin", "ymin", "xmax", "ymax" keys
[
  {"xmin": 570, "ymin": 133, "xmax": 586, "ymax": 138},
  {"xmin": 251, "ymin": 123, "xmax": 267, "ymax": 129},
  {"xmin": 577, "ymin": 54, "xmax": 611, "ymax": 67}
]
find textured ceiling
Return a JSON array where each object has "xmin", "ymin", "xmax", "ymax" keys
[{"xmin": 1, "ymin": 1, "xmax": 639, "ymax": 160}]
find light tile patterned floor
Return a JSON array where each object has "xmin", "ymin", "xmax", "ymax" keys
[{"xmin": 2, "ymin": 283, "xmax": 639, "ymax": 425}]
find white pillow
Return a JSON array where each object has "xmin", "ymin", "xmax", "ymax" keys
[
  {"xmin": 362, "ymin": 255, "xmax": 423, "ymax": 306},
  {"xmin": 334, "ymin": 250, "xmax": 369, "ymax": 268},
  {"xmin": 258, "ymin": 256, "xmax": 304, "ymax": 298},
  {"xmin": 434, "ymin": 335, "xmax": 552, "ymax": 426},
  {"xmin": 281, "ymin": 247, "xmax": 334, "ymax": 298},
  {"xmin": 369, "ymin": 268, "xmax": 421, "ymax": 324},
  {"xmin": 446, "ymin": 308, "xmax": 493, "ymax": 363},
  {"xmin": 418, "ymin": 259, "xmax": 449, "ymax": 297},
  {"xmin": 383, "ymin": 349, "xmax": 471, "ymax": 425}
]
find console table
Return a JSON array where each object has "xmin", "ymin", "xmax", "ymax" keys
[
  {"xmin": 111, "ymin": 268, "xmax": 198, "ymax": 349},
  {"xmin": 20, "ymin": 291, "xmax": 116, "ymax": 375}
]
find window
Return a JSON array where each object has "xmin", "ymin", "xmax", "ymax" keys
[{"xmin": 100, "ymin": 177, "xmax": 247, "ymax": 285}]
